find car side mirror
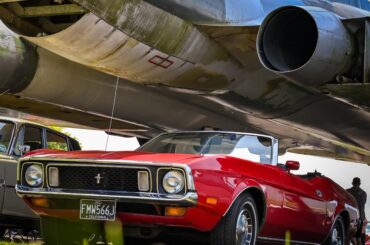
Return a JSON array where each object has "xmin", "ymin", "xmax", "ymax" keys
[
  {"xmin": 286, "ymin": 160, "xmax": 300, "ymax": 172},
  {"xmin": 17, "ymin": 145, "xmax": 31, "ymax": 156}
]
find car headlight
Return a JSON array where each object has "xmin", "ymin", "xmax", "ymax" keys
[
  {"xmin": 25, "ymin": 165, "xmax": 43, "ymax": 187},
  {"xmin": 162, "ymin": 170, "xmax": 185, "ymax": 194}
]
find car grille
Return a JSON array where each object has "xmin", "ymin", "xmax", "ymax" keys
[{"xmin": 55, "ymin": 166, "xmax": 143, "ymax": 192}]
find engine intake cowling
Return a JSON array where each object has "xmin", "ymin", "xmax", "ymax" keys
[
  {"xmin": 257, "ymin": 6, "xmax": 354, "ymax": 86},
  {"xmin": 0, "ymin": 22, "xmax": 37, "ymax": 93}
]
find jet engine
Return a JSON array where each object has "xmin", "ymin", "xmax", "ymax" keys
[{"xmin": 257, "ymin": 6, "xmax": 355, "ymax": 86}]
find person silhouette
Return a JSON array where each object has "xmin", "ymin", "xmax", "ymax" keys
[{"xmin": 347, "ymin": 177, "xmax": 367, "ymax": 245}]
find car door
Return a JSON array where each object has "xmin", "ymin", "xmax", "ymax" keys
[
  {"xmin": 0, "ymin": 154, "xmax": 15, "ymax": 215},
  {"xmin": 2, "ymin": 125, "xmax": 44, "ymax": 218},
  {"xmin": 281, "ymin": 170, "xmax": 327, "ymax": 243},
  {"xmin": 0, "ymin": 155, "xmax": 4, "ymax": 213},
  {"xmin": 255, "ymin": 165, "xmax": 287, "ymax": 240},
  {"xmin": 0, "ymin": 120, "xmax": 16, "ymax": 214}
]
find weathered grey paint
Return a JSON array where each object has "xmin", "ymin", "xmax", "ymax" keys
[
  {"xmin": 24, "ymin": 0, "xmax": 244, "ymax": 91},
  {"xmin": 0, "ymin": 22, "xmax": 37, "ymax": 93},
  {"xmin": 7, "ymin": 46, "xmax": 369, "ymax": 164},
  {"xmin": 0, "ymin": 0, "xmax": 369, "ymax": 164},
  {"xmin": 143, "ymin": 0, "xmax": 369, "ymax": 25}
]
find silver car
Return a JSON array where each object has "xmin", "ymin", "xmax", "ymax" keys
[{"xmin": 0, "ymin": 117, "xmax": 80, "ymax": 235}]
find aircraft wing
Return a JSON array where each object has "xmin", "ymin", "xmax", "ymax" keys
[{"xmin": 0, "ymin": 0, "xmax": 370, "ymax": 164}]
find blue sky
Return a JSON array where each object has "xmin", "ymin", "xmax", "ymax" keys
[{"xmin": 65, "ymin": 128, "xmax": 370, "ymax": 220}]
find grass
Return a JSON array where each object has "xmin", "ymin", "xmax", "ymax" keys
[{"xmin": 0, "ymin": 242, "xmax": 42, "ymax": 245}]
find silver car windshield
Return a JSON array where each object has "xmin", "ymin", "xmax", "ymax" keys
[
  {"xmin": 0, "ymin": 121, "xmax": 14, "ymax": 154},
  {"xmin": 138, "ymin": 132, "xmax": 273, "ymax": 164}
]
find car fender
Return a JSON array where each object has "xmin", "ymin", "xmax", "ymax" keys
[
  {"xmin": 192, "ymin": 172, "xmax": 267, "ymax": 231},
  {"xmin": 224, "ymin": 179, "xmax": 264, "ymax": 214},
  {"xmin": 192, "ymin": 166, "xmax": 267, "ymax": 226},
  {"xmin": 222, "ymin": 179, "xmax": 267, "ymax": 230},
  {"xmin": 324, "ymin": 200, "xmax": 358, "ymax": 244}
]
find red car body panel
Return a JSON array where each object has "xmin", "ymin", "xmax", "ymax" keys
[{"xmin": 17, "ymin": 150, "xmax": 359, "ymax": 244}]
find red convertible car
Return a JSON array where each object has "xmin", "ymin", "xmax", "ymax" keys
[{"xmin": 16, "ymin": 131, "xmax": 359, "ymax": 244}]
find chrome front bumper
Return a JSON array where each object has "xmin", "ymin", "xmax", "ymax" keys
[{"xmin": 16, "ymin": 185, "xmax": 198, "ymax": 206}]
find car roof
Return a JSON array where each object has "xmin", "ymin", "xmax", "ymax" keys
[{"xmin": 0, "ymin": 116, "xmax": 46, "ymax": 127}]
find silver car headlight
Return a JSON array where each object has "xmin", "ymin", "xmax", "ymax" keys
[
  {"xmin": 162, "ymin": 170, "xmax": 185, "ymax": 194},
  {"xmin": 25, "ymin": 165, "xmax": 43, "ymax": 187}
]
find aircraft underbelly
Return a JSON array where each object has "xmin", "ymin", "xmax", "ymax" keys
[
  {"xmin": 4, "ymin": 46, "xmax": 365, "ymax": 163},
  {"xmin": 17, "ymin": 48, "xmax": 250, "ymax": 134},
  {"xmin": 23, "ymin": 1, "xmax": 243, "ymax": 91}
]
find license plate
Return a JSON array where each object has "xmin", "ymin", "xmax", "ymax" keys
[{"xmin": 80, "ymin": 199, "xmax": 116, "ymax": 221}]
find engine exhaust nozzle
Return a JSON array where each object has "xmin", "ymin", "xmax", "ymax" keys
[{"xmin": 257, "ymin": 6, "xmax": 354, "ymax": 86}]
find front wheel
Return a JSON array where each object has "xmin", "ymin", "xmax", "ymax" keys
[
  {"xmin": 324, "ymin": 216, "xmax": 345, "ymax": 245},
  {"xmin": 210, "ymin": 193, "xmax": 258, "ymax": 245}
]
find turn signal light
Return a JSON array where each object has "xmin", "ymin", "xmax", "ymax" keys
[
  {"xmin": 31, "ymin": 197, "xmax": 50, "ymax": 208},
  {"xmin": 165, "ymin": 207, "xmax": 187, "ymax": 217},
  {"xmin": 206, "ymin": 197, "xmax": 218, "ymax": 205}
]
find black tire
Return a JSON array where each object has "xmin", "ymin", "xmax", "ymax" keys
[
  {"xmin": 323, "ymin": 216, "xmax": 345, "ymax": 245},
  {"xmin": 0, "ymin": 226, "xmax": 6, "ymax": 239},
  {"xmin": 210, "ymin": 193, "xmax": 258, "ymax": 245}
]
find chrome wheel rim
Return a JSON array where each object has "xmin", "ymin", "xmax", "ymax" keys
[
  {"xmin": 235, "ymin": 203, "xmax": 255, "ymax": 245},
  {"xmin": 331, "ymin": 222, "xmax": 343, "ymax": 245}
]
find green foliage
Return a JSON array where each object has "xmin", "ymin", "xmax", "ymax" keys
[
  {"xmin": 49, "ymin": 126, "xmax": 71, "ymax": 137},
  {"xmin": 0, "ymin": 242, "xmax": 42, "ymax": 245},
  {"xmin": 49, "ymin": 126, "xmax": 82, "ymax": 148}
]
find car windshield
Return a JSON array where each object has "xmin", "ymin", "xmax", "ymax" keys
[
  {"xmin": 138, "ymin": 132, "xmax": 273, "ymax": 164},
  {"xmin": 0, "ymin": 121, "xmax": 14, "ymax": 154}
]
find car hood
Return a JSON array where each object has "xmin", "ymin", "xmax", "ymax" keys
[
  {"xmin": 23, "ymin": 150, "xmax": 204, "ymax": 165},
  {"xmin": 0, "ymin": 153, "xmax": 12, "ymax": 160}
]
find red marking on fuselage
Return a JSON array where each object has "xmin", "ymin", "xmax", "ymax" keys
[{"xmin": 148, "ymin": 55, "xmax": 174, "ymax": 68}]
